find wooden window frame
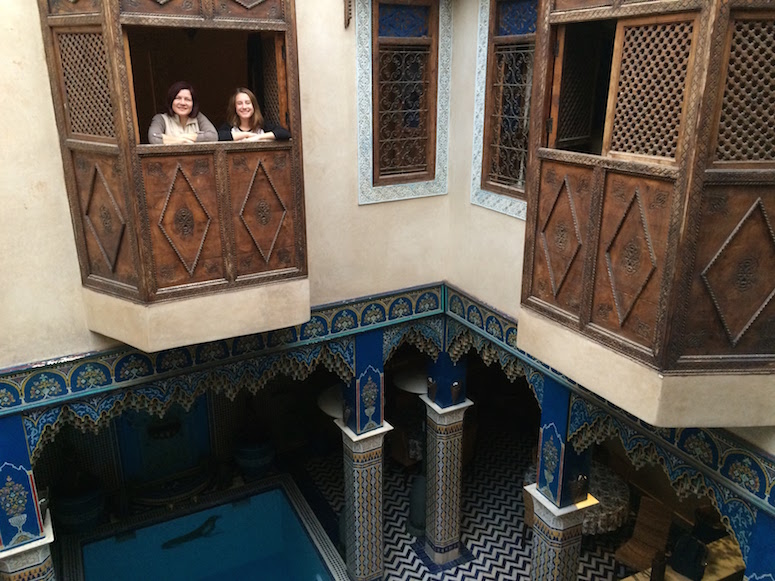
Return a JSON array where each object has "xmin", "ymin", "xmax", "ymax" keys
[
  {"xmin": 481, "ymin": 0, "xmax": 535, "ymax": 200},
  {"xmin": 545, "ymin": 13, "xmax": 698, "ymax": 167},
  {"xmin": 372, "ymin": 0, "xmax": 439, "ymax": 187}
]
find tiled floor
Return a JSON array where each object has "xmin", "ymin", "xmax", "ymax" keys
[{"xmin": 299, "ymin": 424, "xmax": 634, "ymax": 581}]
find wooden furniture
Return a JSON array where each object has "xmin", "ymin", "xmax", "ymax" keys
[
  {"xmin": 622, "ymin": 535, "xmax": 745, "ymax": 581},
  {"xmin": 615, "ymin": 496, "xmax": 672, "ymax": 571}
]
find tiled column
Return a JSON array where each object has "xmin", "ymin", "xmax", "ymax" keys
[
  {"xmin": 528, "ymin": 374, "xmax": 594, "ymax": 580},
  {"xmin": 0, "ymin": 512, "xmax": 55, "ymax": 581},
  {"xmin": 336, "ymin": 419, "xmax": 393, "ymax": 581},
  {"xmin": 525, "ymin": 484, "xmax": 597, "ymax": 581},
  {"xmin": 420, "ymin": 395, "xmax": 473, "ymax": 564},
  {"xmin": 0, "ymin": 415, "xmax": 52, "ymax": 579}
]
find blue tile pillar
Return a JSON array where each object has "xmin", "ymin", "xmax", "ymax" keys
[
  {"xmin": 337, "ymin": 330, "xmax": 393, "ymax": 581},
  {"xmin": 0, "ymin": 415, "xmax": 54, "ymax": 581},
  {"xmin": 525, "ymin": 375, "xmax": 596, "ymax": 581},
  {"xmin": 422, "ymin": 353, "xmax": 473, "ymax": 564}
]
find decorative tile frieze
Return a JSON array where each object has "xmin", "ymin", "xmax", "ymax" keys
[
  {"xmin": 1, "ymin": 286, "xmax": 442, "ymax": 414},
  {"xmin": 23, "ymin": 342, "xmax": 355, "ymax": 462},
  {"xmin": 382, "ymin": 316, "xmax": 444, "ymax": 363}
]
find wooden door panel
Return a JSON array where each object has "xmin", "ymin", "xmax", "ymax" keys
[
  {"xmin": 530, "ymin": 161, "xmax": 594, "ymax": 319},
  {"xmin": 590, "ymin": 172, "xmax": 674, "ymax": 349},
  {"xmin": 48, "ymin": 0, "xmax": 100, "ymax": 15},
  {"xmin": 120, "ymin": 0, "xmax": 203, "ymax": 17},
  {"xmin": 680, "ymin": 184, "xmax": 775, "ymax": 358},
  {"xmin": 227, "ymin": 150, "xmax": 296, "ymax": 278},
  {"xmin": 142, "ymin": 154, "xmax": 225, "ymax": 290},
  {"xmin": 213, "ymin": 0, "xmax": 286, "ymax": 21},
  {"xmin": 73, "ymin": 151, "xmax": 138, "ymax": 290}
]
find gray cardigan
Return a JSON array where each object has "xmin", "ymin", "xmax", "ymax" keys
[{"xmin": 147, "ymin": 113, "xmax": 218, "ymax": 144}]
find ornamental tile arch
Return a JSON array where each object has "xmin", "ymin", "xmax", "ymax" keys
[
  {"xmin": 567, "ymin": 392, "xmax": 775, "ymax": 563},
  {"xmin": 355, "ymin": 0, "xmax": 452, "ymax": 204}
]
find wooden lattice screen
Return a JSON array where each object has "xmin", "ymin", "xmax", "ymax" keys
[
  {"xmin": 57, "ymin": 32, "xmax": 115, "ymax": 138},
  {"xmin": 608, "ymin": 19, "xmax": 694, "ymax": 159},
  {"xmin": 715, "ymin": 18, "xmax": 775, "ymax": 162}
]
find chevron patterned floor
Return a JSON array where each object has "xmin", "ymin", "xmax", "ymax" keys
[{"xmin": 301, "ymin": 425, "xmax": 633, "ymax": 581}]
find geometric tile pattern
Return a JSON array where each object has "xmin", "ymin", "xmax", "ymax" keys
[
  {"xmin": 0, "ymin": 549, "xmax": 55, "ymax": 581},
  {"xmin": 343, "ymin": 439, "xmax": 386, "ymax": 581},
  {"xmin": 532, "ymin": 510, "xmax": 584, "ymax": 581},
  {"xmin": 425, "ymin": 416, "xmax": 465, "ymax": 559}
]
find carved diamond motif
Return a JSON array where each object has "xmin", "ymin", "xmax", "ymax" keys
[
  {"xmin": 158, "ymin": 164, "xmax": 211, "ymax": 277},
  {"xmin": 84, "ymin": 164, "xmax": 125, "ymax": 272},
  {"xmin": 540, "ymin": 175, "xmax": 582, "ymax": 297},
  {"xmin": 702, "ymin": 199, "xmax": 775, "ymax": 346},
  {"xmin": 240, "ymin": 161, "xmax": 287, "ymax": 263},
  {"xmin": 605, "ymin": 189, "xmax": 657, "ymax": 327},
  {"xmin": 232, "ymin": 0, "xmax": 267, "ymax": 8}
]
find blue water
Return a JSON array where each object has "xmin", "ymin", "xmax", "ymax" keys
[{"xmin": 82, "ymin": 488, "xmax": 334, "ymax": 581}]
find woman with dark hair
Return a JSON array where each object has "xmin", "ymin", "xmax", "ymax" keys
[
  {"xmin": 148, "ymin": 81, "xmax": 217, "ymax": 144},
  {"xmin": 217, "ymin": 88, "xmax": 290, "ymax": 142}
]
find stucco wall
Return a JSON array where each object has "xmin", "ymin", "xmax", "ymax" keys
[
  {"xmin": 296, "ymin": 0, "xmax": 449, "ymax": 306},
  {"xmin": 445, "ymin": 0, "xmax": 525, "ymax": 319},
  {"xmin": 0, "ymin": 3, "xmax": 118, "ymax": 368}
]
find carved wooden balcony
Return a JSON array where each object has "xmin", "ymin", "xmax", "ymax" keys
[
  {"xmin": 519, "ymin": 1, "xmax": 775, "ymax": 426},
  {"xmin": 38, "ymin": 0, "xmax": 309, "ymax": 352}
]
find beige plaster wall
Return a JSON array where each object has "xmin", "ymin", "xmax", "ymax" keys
[
  {"xmin": 0, "ymin": 3, "xmax": 118, "ymax": 369},
  {"xmin": 728, "ymin": 428, "xmax": 775, "ymax": 457},
  {"xmin": 445, "ymin": 0, "xmax": 525, "ymax": 319}
]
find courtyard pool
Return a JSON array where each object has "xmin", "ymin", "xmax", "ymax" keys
[{"xmin": 78, "ymin": 477, "xmax": 346, "ymax": 581}]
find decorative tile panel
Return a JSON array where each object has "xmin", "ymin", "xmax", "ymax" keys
[
  {"xmin": 531, "ymin": 503, "xmax": 584, "ymax": 581},
  {"xmin": 0, "ymin": 463, "xmax": 43, "ymax": 550},
  {"xmin": 425, "ymin": 413, "xmax": 466, "ymax": 557},
  {"xmin": 341, "ymin": 430, "xmax": 388, "ymax": 581}
]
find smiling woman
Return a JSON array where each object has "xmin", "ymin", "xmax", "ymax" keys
[
  {"xmin": 147, "ymin": 81, "xmax": 218, "ymax": 145},
  {"xmin": 217, "ymin": 87, "xmax": 291, "ymax": 142}
]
